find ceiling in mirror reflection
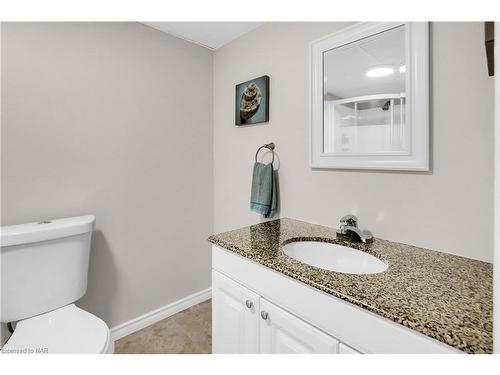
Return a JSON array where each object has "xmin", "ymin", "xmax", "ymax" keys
[{"xmin": 323, "ymin": 25, "xmax": 405, "ymax": 99}]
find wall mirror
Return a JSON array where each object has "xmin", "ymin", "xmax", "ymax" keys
[{"xmin": 310, "ymin": 22, "xmax": 429, "ymax": 170}]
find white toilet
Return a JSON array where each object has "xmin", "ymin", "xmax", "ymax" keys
[{"xmin": 1, "ymin": 215, "xmax": 113, "ymax": 354}]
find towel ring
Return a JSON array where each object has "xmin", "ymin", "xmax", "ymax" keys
[{"xmin": 255, "ymin": 142, "xmax": 275, "ymax": 164}]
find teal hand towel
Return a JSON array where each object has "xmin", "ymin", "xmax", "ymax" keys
[{"xmin": 250, "ymin": 162, "xmax": 277, "ymax": 218}]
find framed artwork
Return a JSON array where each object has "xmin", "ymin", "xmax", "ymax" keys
[{"xmin": 235, "ymin": 75, "xmax": 270, "ymax": 125}]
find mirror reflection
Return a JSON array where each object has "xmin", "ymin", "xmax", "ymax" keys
[{"xmin": 323, "ymin": 25, "xmax": 407, "ymax": 155}]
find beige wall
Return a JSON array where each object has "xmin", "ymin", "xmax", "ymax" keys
[
  {"xmin": 214, "ymin": 22, "xmax": 494, "ymax": 262},
  {"xmin": 1, "ymin": 22, "xmax": 213, "ymax": 337}
]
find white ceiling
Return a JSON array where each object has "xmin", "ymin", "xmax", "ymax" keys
[{"xmin": 142, "ymin": 22, "xmax": 262, "ymax": 50}]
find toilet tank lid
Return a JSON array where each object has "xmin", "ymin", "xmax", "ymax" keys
[{"xmin": 0, "ymin": 215, "xmax": 95, "ymax": 247}]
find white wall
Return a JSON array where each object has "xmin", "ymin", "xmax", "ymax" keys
[
  {"xmin": 213, "ymin": 22, "xmax": 494, "ymax": 262},
  {"xmin": 1, "ymin": 22, "xmax": 213, "ymax": 341}
]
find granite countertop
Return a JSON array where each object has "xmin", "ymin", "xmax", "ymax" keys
[{"xmin": 208, "ymin": 218, "xmax": 493, "ymax": 354}]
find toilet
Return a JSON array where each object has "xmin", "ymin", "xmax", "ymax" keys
[{"xmin": 1, "ymin": 215, "xmax": 113, "ymax": 354}]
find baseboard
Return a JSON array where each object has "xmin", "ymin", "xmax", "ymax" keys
[{"xmin": 110, "ymin": 288, "xmax": 212, "ymax": 341}]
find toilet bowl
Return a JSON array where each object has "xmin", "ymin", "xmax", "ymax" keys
[{"xmin": 1, "ymin": 215, "xmax": 114, "ymax": 354}]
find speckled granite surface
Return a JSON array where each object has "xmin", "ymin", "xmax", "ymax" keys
[{"xmin": 208, "ymin": 218, "xmax": 493, "ymax": 354}]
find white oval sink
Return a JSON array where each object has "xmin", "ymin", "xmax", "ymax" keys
[{"xmin": 282, "ymin": 241, "xmax": 387, "ymax": 275}]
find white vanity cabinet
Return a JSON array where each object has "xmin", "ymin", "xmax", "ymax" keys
[
  {"xmin": 339, "ymin": 343, "xmax": 361, "ymax": 354},
  {"xmin": 212, "ymin": 270, "xmax": 260, "ymax": 353},
  {"xmin": 212, "ymin": 245, "xmax": 461, "ymax": 354},
  {"xmin": 213, "ymin": 270, "xmax": 339, "ymax": 354},
  {"xmin": 259, "ymin": 298, "xmax": 339, "ymax": 354}
]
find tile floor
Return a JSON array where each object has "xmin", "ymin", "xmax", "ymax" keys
[{"xmin": 114, "ymin": 299, "xmax": 212, "ymax": 354}]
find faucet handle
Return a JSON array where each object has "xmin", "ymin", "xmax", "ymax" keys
[{"xmin": 340, "ymin": 214, "xmax": 358, "ymax": 228}]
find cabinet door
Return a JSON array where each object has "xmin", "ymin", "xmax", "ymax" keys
[
  {"xmin": 259, "ymin": 299, "xmax": 339, "ymax": 354},
  {"xmin": 339, "ymin": 343, "xmax": 361, "ymax": 354},
  {"xmin": 212, "ymin": 270, "xmax": 260, "ymax": 353}
]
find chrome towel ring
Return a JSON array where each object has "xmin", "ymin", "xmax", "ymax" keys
[{"xmin": 255, "ymin": 142, "xmax": 275, "ymax": 164}]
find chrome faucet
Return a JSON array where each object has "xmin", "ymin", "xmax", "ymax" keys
[{"xmin": 336, "ymin": 214, "xmax": 374, "ymax": 244}]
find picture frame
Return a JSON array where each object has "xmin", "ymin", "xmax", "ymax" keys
[{"xmin": 235, "ymin": 75, "xmax": 270, "ymax": 125}]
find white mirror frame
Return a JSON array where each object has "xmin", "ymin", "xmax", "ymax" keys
[{"xmin": 310, "ymin": 22, "xmax": 429, "ymax": 171}]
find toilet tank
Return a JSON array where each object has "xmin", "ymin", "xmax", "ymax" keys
[{"xmin": 0, "ymin": 215, "xmax": 95, "ymax": 323}]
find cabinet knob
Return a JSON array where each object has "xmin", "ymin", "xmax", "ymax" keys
[
  {"xmin": 260, "ymin": 311, "xmax": 269, "ymax": 320},
  {"xmin": 245, "ymin": 300, "xmax": 253, "ymax": 308}
]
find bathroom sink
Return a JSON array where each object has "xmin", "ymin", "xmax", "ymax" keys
[{"xmin": 282, "ymin": 241, "xmax": 387, "ymax": 275}]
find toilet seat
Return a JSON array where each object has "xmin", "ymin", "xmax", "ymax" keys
[{"xmin": 3, "ymin": 304, "xmax": 113, "ymax": 354}]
